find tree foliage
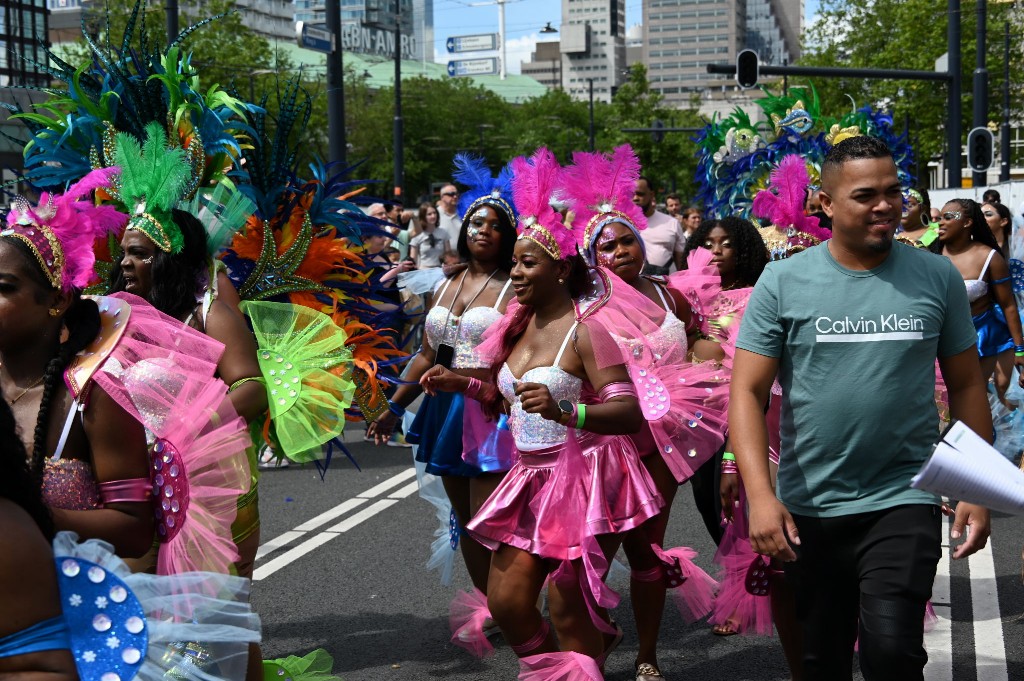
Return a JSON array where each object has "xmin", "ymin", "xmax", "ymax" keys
[{"xmin": 799, "ymin": 0, "xmax": 1024, "ymax": 185}]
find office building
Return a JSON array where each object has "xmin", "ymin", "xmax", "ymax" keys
[
  {"xmin": 295, "ymin": 0, "xmax": 432, "ymax": 62},
  {"xmin": 641, "ymin": 0, "xmax": 801, "ymax": 108},
  {"xmin": 560, "ymin": 0, "xmax": 626, "ymax": 104},
  {"xmin": 521, "ymin": 40, "xmax": 562, "ymax": 90}
]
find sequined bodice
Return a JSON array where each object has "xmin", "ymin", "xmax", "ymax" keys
[
  {"xmin": 425, "ymin": 305, "xmax": 505, "ymax": 369},
  {"xmin": 42, "ymin": 458, "xmax": 101, "ymax": 511},
  {"xmin": 650, "ymin": 311, "xmax": 688, "ymax": 356},
  {"xmin": 498, "ymin": 364, "xmax": 583, "ymax": 451}
]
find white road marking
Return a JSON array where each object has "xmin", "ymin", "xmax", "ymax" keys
[
  {"xmin": 925, "ymin": 515, "xmax": 952, "ymax": 681},
  {"xmin": 969, "ymin": 540, "xmax": 1008, "ymax": 681},
  {"xmin": 253, "ymin": 468, "xmax": 419, "ymax": 576}
]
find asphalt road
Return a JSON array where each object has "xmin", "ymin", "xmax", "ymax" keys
[{"xmin": 251, "ymin": 435, "xmax": 1024, "ymax": 681}]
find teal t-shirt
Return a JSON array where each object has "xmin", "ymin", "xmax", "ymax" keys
[{"xmin": 736, "ymin": 242, "xmax": 978, "ymax": 517}]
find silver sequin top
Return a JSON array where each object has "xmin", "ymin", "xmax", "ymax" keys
[
  {"xmin": 425, "ymin": 304, "xmax": 506, "ymax": 369},
  {"xmin": 650, "ymin": 311, "xmax": 688, "ymax": 357},
  {"xmin": 497, "ymin": 364, "xmax": 583, "ymax": 451}
]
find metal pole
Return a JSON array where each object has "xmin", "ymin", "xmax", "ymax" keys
[
  {"xmin": 588, "ymin": 78, "xmax": 595, "ymax": 151},
  {"xmin": 166, "ymin": 0, "xmax": 178, "ymax": 44},
  {"xmin": 972, "ymin": 0, "xmax": 988, "ymax": 187},
  {"xmin": 948, "ymin": 0, "xmax": 962, "ymax": 188},
  {"xmin": 1000, "ymin": 21, "xmax": 1011, "ymax": 183},
  {"xmin": 393, "ymin": 0, "xmax": 404, "ymax": 199},
  {"xmin": 498, "ymin": 0, "xmax": 506, "ymax": 80},
  {"xmin": 326, "ymin": 0, "xmax": 347, "ymax": 165}
]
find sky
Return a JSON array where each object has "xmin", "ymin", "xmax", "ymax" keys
[{"xmin": 431, "ymin": 0, "xmax": 822, "ymax": 74}]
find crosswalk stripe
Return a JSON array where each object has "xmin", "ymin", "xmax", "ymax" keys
[
  {"xmin": 969, "ymin": 539, "xmax": 1008, "ymax": 680},
  {"xmin": 925, "ymin": 515, "xmax": 953, "ymax": 681}
]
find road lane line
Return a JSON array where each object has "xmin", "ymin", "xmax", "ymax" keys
[
  {"xmin": 925, "ymin": 515, "xmax": 952, "ymax": 681},
  {"xmin": 388, "ymin": 480, "xmax": 420, "ymax": 499},
  {"xmin": 256, "ymin": 469, "xmax": 417, "ymax": 562},
  {"xmin": 358, "ymin": 468, "xmax": 417, "ymax": 498},
  {"xmin": 253, "ymin": 497, "xmax": 405, "ymax": 581},
  {"xmin": 294, "ymin": 498, "xmax": 369, "ymax": 533},
  {"xmin": 969, "ymin": 539, "xmax": 1008, "ymax": 681}
]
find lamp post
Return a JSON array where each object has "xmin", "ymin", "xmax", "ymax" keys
[
  {"xmin": 166, "ymin": 0, "xmax": 178, "ymax": 44},
  {"xmin": 393, "ymin": 0, "xmax": 403, "ymax": 200},
  {"xmin": 326, "ymin": 0, "xmax": 347, "ymax": 166}
]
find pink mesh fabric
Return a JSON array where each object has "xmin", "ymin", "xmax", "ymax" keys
[
  {"xmin": 653, "ymin": 545, "xmax": 718, "ymax": 623},
  {"xmin": 711, "ymin": 486, "xmax": 775, "ymax": 636},
  {"xmin": 448, "ymin": 588, "xmax": 496, "ymax": 658},
  {"xmin": 517, "ymin": 652, "xmax": 603, "ymax": 681}
]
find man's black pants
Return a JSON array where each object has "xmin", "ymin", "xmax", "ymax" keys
[{"xmin": 784, "ymin": 504, "xmax": 941, "ymax": 681}]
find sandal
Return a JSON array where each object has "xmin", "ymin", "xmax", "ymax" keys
[
  {"xmin": 636, "ymin": 662, "xmax": 665, "ymax": 680},
  {"xmin": 711, "ymin": 620, "xmax": 739, "ymax": 636}
]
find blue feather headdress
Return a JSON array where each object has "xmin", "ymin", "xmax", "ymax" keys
[{"xmin": 453, "ymin": 153, "xmax": 518, "ymax": 229}]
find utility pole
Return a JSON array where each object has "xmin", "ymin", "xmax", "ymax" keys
[
  {"xmin": 1000, "ymin": 21, "xmax": 1011, "ymax": 183},
  {"xmin": 326, "ymin": 0, "xmax": 347, "ymax": 165},
  {"xmin": 393, "ymin": 0, "xmax": 404, "ymax": 200},
  {"xmin": 588, "ymin": 78, "xmax": 595, "ymax": 151},
  {"xmin": 971, "ymin": 0, "xmax": 988, "ymax": 188},
  {"xmin": 949, "ymin": 0, "xmax": 962, "ymax": 188},
  {"xmin": 166, "ymin": 0, "xmax": 178, "ymax": 44}
]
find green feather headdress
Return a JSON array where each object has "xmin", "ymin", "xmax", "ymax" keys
[{"xmin": 111, "ymin": 122, "xmax": 191, "ymax": 253}]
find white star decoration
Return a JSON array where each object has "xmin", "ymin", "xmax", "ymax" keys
[
  {"xmin": 68, "ymin": 594, "xmax": 82, "ymax": 607},
  {"xmin": 95, "ymin": 596, "xmax": 108, "ymax": 609},
  {"xmin": 106, "ymin": 635, "xmax": 120, "ymax": 649},
  {"xmin": 82, "ymin": 651, "xmax": 96, "ymax": 663}
]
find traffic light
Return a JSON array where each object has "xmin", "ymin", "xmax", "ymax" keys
[
  {"xmin": 736, "ymin": 49, "xmax": 759, "ymax": 89},
  {"xmin": 967, "ymin": 127, "xmax": 994, "ymax": 173}
]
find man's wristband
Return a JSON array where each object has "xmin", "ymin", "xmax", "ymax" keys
[{"xmin": 721, "ymin": 451, "xmax": 736, "ymax": 462}]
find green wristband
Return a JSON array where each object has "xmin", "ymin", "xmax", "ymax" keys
[
  {"xmin": 576, "ymin": 403, "xmax": 587, "ymax": 429},
  {"xmin": 721, "ymin": 451, "xmax": 736, "ymax": 462},
  {"xmin": 1016, "ymin": 351, "xmax": 1024, "ymax": 358}
]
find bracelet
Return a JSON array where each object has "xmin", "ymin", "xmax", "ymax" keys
[
  {"xmin": 721, "ymin": 461, "xmax": 739, "ymax": 475},
  {"xmin": 1015, "ymin": 344, "xmax": 1024, "ymax": 354},
  {"xmin": 598, "ymin": 381, "xmax": 637, "ymax": 401},
  {"xmin": 388, "ymin": 401, "xmax": 405, "ymax": 417},
  {"xmin": 575, "ymin": 403, "xmax": 587, "ymax": 429},
  {"xmin": 721, "ymin": 451, "xmax": 736, "ymax": 462},
  {"xmin": 465, "ymin": 377, "xmax": 483, "ymax": 400},
  {"xmin": 1016, "ymin": 351, "xmax": 1024, "ymax": 358}
]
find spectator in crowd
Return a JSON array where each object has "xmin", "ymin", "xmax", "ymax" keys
[
  {"xmin": 437, "ymin": 183, "xmax": 462, "ymax": 235},
  {"xmin": 633, "ymin": 176, "xmax": 687, "ymax": 275}
]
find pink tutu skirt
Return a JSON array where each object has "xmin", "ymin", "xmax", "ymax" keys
[{"xmin": 467, "ymin": 432, "xmax": 662, "ymax": 560}]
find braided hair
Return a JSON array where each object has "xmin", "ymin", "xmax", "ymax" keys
[
  {"xmin": 682, "ymin": 216, "xmax": 769, "ymax": 288},
  {"xmin": 930, "ymin": 198, "xmax": 1001, "ymax": 256},
  {"xmin": 2, "ymin": 238, "xmax": 101, "ymax": 484},
  {"xmin": 109, "ymin": 209, "xmax": 209, "ymax": 319},
  {"xmin": 0, "ymin": 391, "xmax": 55, "ymax": 539}
]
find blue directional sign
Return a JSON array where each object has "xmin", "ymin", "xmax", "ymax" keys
[
  {"xmin": 445, "ymin": 33, "xmax": 499, "ymax": 54},
  {"xmin": 447, "ymin": 57, "xmax": 499, "ymax": 77},
  {"xmin": 296, "ymin": 21, "xmax": 334, "ymax": 54}
]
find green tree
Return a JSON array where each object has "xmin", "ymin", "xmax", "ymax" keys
[{"xmin": 800, "ymin": 0, "xmax": 1024, "ymax": 186}]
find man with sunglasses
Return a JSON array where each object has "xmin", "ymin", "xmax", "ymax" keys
[
  {"xmin": 437, "ymin": 183, "xmax": 462, "ymax": 236},
  {"xmin": 730, "ymin": 136, "xmax": 992, "ymax": 681}
]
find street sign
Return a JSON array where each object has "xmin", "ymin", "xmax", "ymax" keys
[
  {"xmin": 446, "ymin": 33, "xmax": 499, "ymax": 54},
  {"xmin": 296, "ymin": 21, "xmax": 334, "ymax": 54},
  {"xmin": 447, "ymin": 58, "xmax": 499, "ymax": 77}
]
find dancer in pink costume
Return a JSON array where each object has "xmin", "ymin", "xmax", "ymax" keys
[
  {"xmin": 563, "ymin": 145, "xmax": 724, "ymax": 680},
  {"xmin": 0, "ymin": 168, "xmax": 249, "ymax": 579},
  {"xmin": 421, "ymin": 147, "xmax": 666, "ymax": 679}
]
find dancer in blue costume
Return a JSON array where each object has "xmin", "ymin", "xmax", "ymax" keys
[{"xmin": 367, "ymin": 154, "xmax": 518, "ymax": 654}]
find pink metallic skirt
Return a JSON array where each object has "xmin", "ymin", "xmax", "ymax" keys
[{"xmin": 467, "ymin": 431, "xmax": 663, "ymax": 561}]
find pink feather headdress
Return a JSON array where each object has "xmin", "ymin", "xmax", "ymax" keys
[
  {"xmin": 511, "ymin": 148, "xmax": 577, "ymax": 260},
  {"xmin": 562, "ymin": 145, "xmax": 647, "ymax": 259},
  {"xmin": 3, "ymin": 167, "xmax": 127, "ymax": 291},
  {"xmin": 750, "ymin": 155, "xmax": 829, "ymax": 243}
]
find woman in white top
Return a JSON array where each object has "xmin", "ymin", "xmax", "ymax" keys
[{"xmin": 410, "ymin": 202, "xmax": 452, "ymax": 268}]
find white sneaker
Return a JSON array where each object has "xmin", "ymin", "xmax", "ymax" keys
[{"xmin": 258, "ymin": 445, "xmax": 289, "ymax": 469}]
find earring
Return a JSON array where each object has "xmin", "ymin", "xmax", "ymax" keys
[
  {"xmin": 558, "ymin": 278, "xmax": 564, "ymax": 284},
  {"xmin": 48, "ymin": 308, "xmax": 59, "ymax": 317}
]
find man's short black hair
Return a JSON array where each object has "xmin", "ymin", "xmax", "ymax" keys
[
  {"xmin": 821, "ymin": 136, "xmax": 893, "ymax": 188},
  {"xmin": 637, "ymin": 175, "xmax": 655, "ymax": 193}
]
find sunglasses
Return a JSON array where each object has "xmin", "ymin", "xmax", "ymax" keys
[
  {"xmin": 941, "ymin": 211, "xmax": 962, "ymax": 221},
  {"xmin": 442, "ymin": 191, "xmax": 458, "ymax": 197}
]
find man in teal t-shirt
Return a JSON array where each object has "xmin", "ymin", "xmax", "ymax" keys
[{"xmin": 730, "ymin": 136, "xmax": 993, "ymax": 681}]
